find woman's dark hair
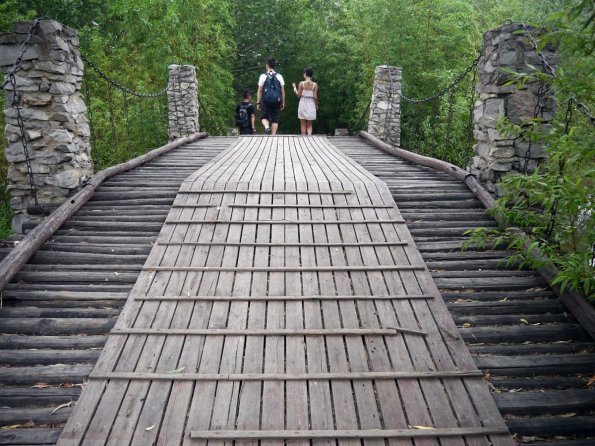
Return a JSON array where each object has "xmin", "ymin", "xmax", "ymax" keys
[{"xmin": 304, "ymin": 67, "xmax": 314, "ymax": 78}]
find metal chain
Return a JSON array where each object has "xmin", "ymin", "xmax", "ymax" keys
[
  {"xmin": 466, "ymin": 64, "xmax": 478, "ymax": 153},
  {"xmin": 3, "ymin": 19, "xmax": 46, "ymax": 210},
  {"xmin": 521, "ymin": 23, "xmax": 557, "ymax": 77},
  {"xmin": 0, "ymin": 18, "xmax": 45, "ymax": 90},
  {"xmin": 107, "ymin": 82, "xmax": 118, "ymax": 156},
  {"xmin": 521, "ymin": 23, "xmax": 593, "ymax": 125},
  {"xmin": 444, "ymin": 87, "xmax": 457, "ymax": 148},
  {"xmin": 81, "ymin": 54, "xmax": 169, "ymax": 98},
  {"xmin": 521, "ymin": 79, "xmax": 548, "ymax": 173},
  {"xmin": 83, "ymin": 74, "xmax": 97, "ymax": 153},
  {"xmin": 398, "ymin": 53, "xmax": 482, "ymax": 104}
]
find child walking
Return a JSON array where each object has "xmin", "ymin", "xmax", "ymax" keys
[{"xmin": 235, "ymin": 90, "xmax": 256, "ymax": 135}]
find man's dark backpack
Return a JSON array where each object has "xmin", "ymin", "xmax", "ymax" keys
[
  {"xmin": 262, "ymin": 73, "xmax": 282, "ymax": 107},
  {"xmin": 236, "ymin": 104, "xmax": 249, "ymax": 128}
]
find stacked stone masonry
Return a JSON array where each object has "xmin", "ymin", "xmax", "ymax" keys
[
  {"xmin": 1, "ymin": 19, "xmax": 93, "ymax": 231},
  {"xmin": 368, "ymin": 65, "xmax": 401, "ymax": 147},
  {"xmin": 167, "ymin": 64, "xmax": 199, "ymax": 140},
  {"xmin": 468, "ymin": 23, "xmax": 558, "ymax": 195}
]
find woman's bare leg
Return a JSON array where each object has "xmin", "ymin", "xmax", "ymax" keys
[
  {"xmin": 300, "ymin": 119, "xmax": 307, "ymax": 135},
  {"xmin": 306, "ymin": 121, "xmax": 313, "ymax": 135}
]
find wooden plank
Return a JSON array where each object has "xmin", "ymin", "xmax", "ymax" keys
[
  {"xmin": 143, "ymin": 265, "xmax": 425, "ymax": 272},
  {"xmin": 177, "ymin": 189, "xmax": 354, "ymax": 194},
  {"xmin": 164, "ymin": 219, "xmax": 406, "ymax": 224},
  {"xmin": 156, "ymin": 241, "xmax": 408, "ymax": 247},
  {"xmin": 133, "ymin": 294, "xmax": 433, "ymax": 301},
  {"xmin": 190, "ymin": 427, "xmax": 511, "ymax": 439},
  {"xmin": 110, "ymin": 327, "xmax": 427, "ymax": 336},
  {"xmin": 227, "ymin": 204, "xmax": 394, "ymax": 208},
  {"xmin": 89, "ymin": 370, "xmax": 483, "ymax": 381}
]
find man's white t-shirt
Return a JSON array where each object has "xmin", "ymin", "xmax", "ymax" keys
[{"xmin": 258, "ymin": 70, "xmax": 285, "ymax": 87}]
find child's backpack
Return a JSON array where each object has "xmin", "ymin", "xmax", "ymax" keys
[
  {"xmin": 236, "ymin": 104, "xmax": 249, "ymax": 127},
  {"xmin": 262, "ymin": 73, "xmax": 281, "ymax": 107}
]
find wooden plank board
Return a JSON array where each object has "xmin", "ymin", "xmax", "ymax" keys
[{"xmin": 58, "ymin": 136, "xmax": 512, "ymax": 446}]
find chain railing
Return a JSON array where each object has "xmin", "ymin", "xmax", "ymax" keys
[
  {"xmin": 81, "ymin": 55, "xmax": 176, "ymax": 169},
  {"xmin": 2, "ymin": 19, "xmax": 45, "ymax": 211}
]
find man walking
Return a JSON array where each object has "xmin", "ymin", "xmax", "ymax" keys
[{"xmin": 257, "ymin": 58, "xmax": 285, "ymax": 135}]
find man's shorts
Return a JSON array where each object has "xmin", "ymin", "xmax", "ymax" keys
[{"xmin": 261, "ymin": 103, "xmax": 281, "ymax": 123}]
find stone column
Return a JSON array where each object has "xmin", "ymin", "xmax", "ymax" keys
[
  {"xmin": 1, "ymin": 19, "xmax": 93, "ymax": 232},
  {"xmin": 167, "ymin": 64, "xmax": 199, "ymax": 140},
  {"xmin": 468, "ymin": 23, "xmax": 557, "ymax": 195},
  {"xmin": 368, "ymin": 65, "xmax": 401, "ymax": 147}
]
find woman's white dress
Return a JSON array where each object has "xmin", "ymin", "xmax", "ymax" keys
[{"xmin": 298, "ymin": 85, "xmax": 317, "ymax": 120}]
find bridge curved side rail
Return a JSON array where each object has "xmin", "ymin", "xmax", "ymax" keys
[
  {"xmin": 359, "ymin": 131, "xmax": 595, "ymax": 339},
  {"xmin": 0, "ymin": 132, "xmax": 208, "ymax": 291}
]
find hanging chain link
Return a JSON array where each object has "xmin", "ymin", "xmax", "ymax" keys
[
  {"xmin": 81, "ymin": 54, "xmax": 169, "ymax": 98},
  {"xmin": 521, "ymin": 23, "xmax": 594, "ymax": 126},
  {"xmin": 1, "ymin": 18, "xmax": 46, "ymax": 90},
  {"xmin": 521, "ymin": 23, "xmax": 557, "ymax": 77},
  {"xmin": 3, "ymin": 18, "xmax": 46, "ymax": 210},
  {"xmin": 398, "ymin": 53, "xmax": 482, "ymax": 103},
  {"xmin": 466, "ymin": 64, "xmax": 478, "ymax": 153}
]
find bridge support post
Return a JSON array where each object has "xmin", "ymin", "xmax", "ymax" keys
[
  {"xmin": 468, "ymin": 23, "xmax": 557, "ymax": 195},
  {"xmin": 168, "ymin": 64, "xmax": 199, "ymax": 140},
  {"xmin": 368, "ymin": 65, "xmax": 401, "ymax": 147},
  {"xmin": 0, "ymin": 19, "xmax": 93, "ymax": 232}
]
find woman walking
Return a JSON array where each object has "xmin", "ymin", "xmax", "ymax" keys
[{"xmin": 292, "ymin": 67, "xmax": 318, "ymax": 135}]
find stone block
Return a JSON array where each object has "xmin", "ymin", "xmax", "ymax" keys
[
  {"xmin": 0, "ymin": 43, "xmax": 41, "ymax": 66},
  {"xmin": 34, "ymin": 61, "xmax": 68, "ymax": 74},
  {"xmin": 506, "ymin": 89, "xmax": 539, "ymax": 124},
  {"xmin": 489, "ymin": 159, "xmax": 516, "ymax": 172},
  {"xmin": 25, "ymin": 130, "xmax": 42, "ymax": 141},
  {"xmin": 47, "ymin": 128, "xmax": 73, "ymax": 143},
  {"xmin": 49, "ymin": 82, "xmax": 76, "ymax": 94},
  {"xmin": 22, "ymin": 92, "xmax": 53, "ymax": 106},
  {"xmin": 514, "ymin": 141, "xmax": 547, "ymax": 158},
  {"xmin": 489, "ymin": 146, "xmax": 515, "ymax": 158},
  {"xmin": 45, "ymin": 169, "xmax": 81, "ymax": 189}
]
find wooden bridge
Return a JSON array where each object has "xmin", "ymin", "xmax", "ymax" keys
[{"xmin": 0, "ymin": 135, "xmax": 594, "ymax": 446}]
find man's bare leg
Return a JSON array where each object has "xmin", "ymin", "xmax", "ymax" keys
[
  {"xmin": 271, "ymin": 123, "xmax": 279, "ymax": 135},
  {"xmin": 262, "ymin": 118, "xmax": 270, "ymax": 133}
]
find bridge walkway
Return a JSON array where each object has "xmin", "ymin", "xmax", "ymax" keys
[{"xmin": 58, "ymin": 136, "xmax": 511, "ymax": 445}]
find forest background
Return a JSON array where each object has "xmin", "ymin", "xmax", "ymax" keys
[{"xmin": 0, "ymin": 0, "xmax": 593, "ymax": 297}]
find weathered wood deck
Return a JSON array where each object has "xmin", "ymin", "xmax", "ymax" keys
[{"xmin": 58, "ymin": 136, "xmax": 512, "ymax": 445}]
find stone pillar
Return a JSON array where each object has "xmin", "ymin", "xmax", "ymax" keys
[
  {"xmin": 1, "ymin": 19, "xmax": 93, "ymax": 232},
  {"xmin": 167, "ymin": 64, "xmax": 199, "ymax": 140},
  {"xmin": 368, "ymin": 65, "xmax": 401, "ymax": 147},
  {"xmin": 468, "ymin": 23, "xmax": 557, "ymax": 195}
]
